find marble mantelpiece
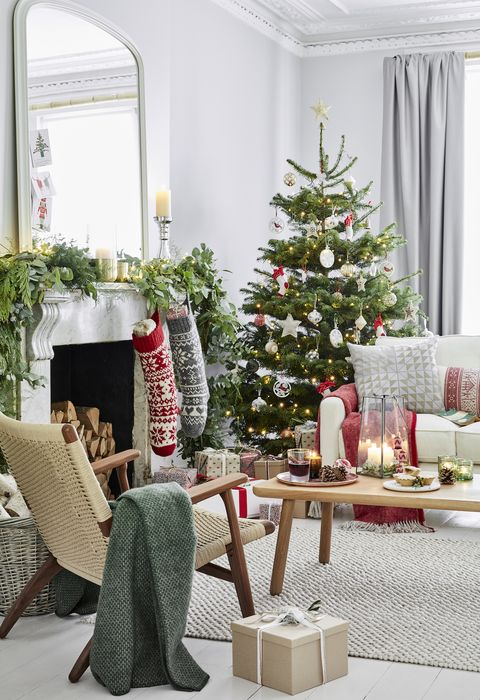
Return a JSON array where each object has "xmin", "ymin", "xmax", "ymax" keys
[{"xmin": 20, "ymin": 283, "xmax": 150, "ymax": 485}]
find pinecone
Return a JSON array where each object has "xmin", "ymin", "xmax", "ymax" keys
[
  {"xmin": 439, "ymin": 465, "xmax": 456, "ymax": 485},
  {"xmin": 333, "ymin": 464, "xmax": 348, "ymax": 481},
  {"xmin": 320, "ymin": 465, "xmax": 337, "ymax": 482}
]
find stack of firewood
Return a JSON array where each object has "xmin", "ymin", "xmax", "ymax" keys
[{"xmin": 50, "ymin": 401, "xmax": 116, "ymax": 497}]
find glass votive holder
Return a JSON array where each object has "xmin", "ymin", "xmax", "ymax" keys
[
  {"xmin": 287, "ymin": 448, "xmax": 310, "ymax": 483},
  {"xmin": 95, "ymin": 258, "xmax": 117, "ymax": 282},
  {"xmin": 308, "ymin": 451, "xmax": 322, "ymax": 480},
  {"xmin": 456, "ymin": 458, "xmax": 474, "ymax": 481},
  {"xmin": 116, "ymin": 260, "xmax": 129, "ymax": 282},
  {"xmin": 437, "ymin": 455, "xmax": 457, "ymax": 485}
]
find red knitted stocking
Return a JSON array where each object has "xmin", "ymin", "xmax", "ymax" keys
[{"xmin": 132, "ymin": 312, "xmax": 178, "ymax": 456}]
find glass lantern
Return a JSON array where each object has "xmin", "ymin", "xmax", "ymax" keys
[{"xmin": 357, "ymin": 395, "xmax": 409, "ymax": 478}]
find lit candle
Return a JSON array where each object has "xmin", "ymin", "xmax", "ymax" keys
[
  {"xmin": 367, "ymin": 443, "xmax": 381, "ymax": 466},
  {"xmin": 156, "ymin": 189, "xmax": 172, "ymax": 218},
  {"xmin": 367, "ymin": 443, "xmax": 394, "ymax": 467},
  {"xmin": 95, "ymin": 247, "xmax": 114, "ymax": 260}
]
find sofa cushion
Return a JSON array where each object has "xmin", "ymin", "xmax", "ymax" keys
[
  {"xmin": 348, "ymin": 337, "xmax": 444, "ymax": 414},
  {"xmin": 456, "ymin": 422, "xmax": 480, "ymax": 464},
  {"xmin": 415, "ymin": 414, "xmax": 458, "ymax": 463},
  {"xmin": 444, "ymin": 367, "xmax": 480, "ymax": 415}
]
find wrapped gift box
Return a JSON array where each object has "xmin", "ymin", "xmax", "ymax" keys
[
  {"xmin": 293, "ymin": 500, "xmax": 311, "ymax": 519},
  {"xmin": 194, "ymin": 448, "xmax": 241, "ymax": 478},
  {"xmin": 254, "ymin": 456, "xmax": 288, "ymax": 480},
  {"xmin": 232, "ymin": 612, "xmax": 349, "ymax": 695},
  {"xmin": 294, "ymin": 421, "xmax": 317, "ymax": 450},
  {"xmin": 199, "ymin": 479, "xmax": 264, "ymax": 518},
  {"xmin": 258, "ymin": 500, "xmax": 282, "ymax": 526},
  {"xmin": 238, "ymin": 447, "xmax": 262, "ymax": 478},
  {"xmin": 153, "ymin": 467, "xmax": 197, "ymax": 489}
]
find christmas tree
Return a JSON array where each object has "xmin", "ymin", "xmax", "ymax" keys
[{"xmin": 239, "ymin": 101, "xmax": 423, "ymax": 454}]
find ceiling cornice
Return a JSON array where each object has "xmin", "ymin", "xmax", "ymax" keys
[{"xmin": 211, "ymin": 0, "xmax": 480, "ymax": 56}]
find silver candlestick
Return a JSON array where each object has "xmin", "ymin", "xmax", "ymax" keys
[{"xmin": 154, "ymin": 215, "xmax": 172, "ymax": 260}]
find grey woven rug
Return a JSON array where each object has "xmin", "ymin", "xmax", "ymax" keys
[{"xmin": 187, "ymin": 527, "xmax": 480, "ymax": 672}]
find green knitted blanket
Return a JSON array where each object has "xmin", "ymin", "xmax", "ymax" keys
[{"xmin": 55, "ymin": 483, "xmax": 209, "ymax": 695}]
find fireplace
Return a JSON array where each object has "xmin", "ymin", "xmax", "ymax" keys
[{"xmin": 19, "ymin": 285, "xmax": 151, "ymax": 485}]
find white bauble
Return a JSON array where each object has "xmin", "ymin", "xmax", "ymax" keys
[
  {"xmin": 269, "ymin": 217, "xmax": 284, "ymax": 234},
  {"xmin": 340, "ymin": 262, "xmax": 356, "ymax": 278},
  {"xmin": 383, "ymin": 291, "xmax": 397, "ymax": 307},
  {"xmin": 332, "ymin": 291, "xmax": 343, "ymax": 307},
  {"xmin": 306, "ymin": 349, "xmax": 319, "ymax": 361},
  {"xmin": 324, "ymin": 215, "xmax": 339, "ymax": 229},
  {"xmin": 355, "ymin": 315, "xmax": 367, "ymax": 330},
  {"xmin": 320, "ymin": 245, "xmax": 335, "ymax": 268},
  {"xmin": 381, "ymin": 260, "xmax": 394, "ymax": 277},
  {"xmin": 283, "ymin": 172, "xmax": 296, "ymax": 187},
  {"xmin": 369, "ymin": 262, "xmax": 377, "ymax": 276},
  {"xmin": 329, "ymin": 327, "xmax": 343, "ymax": 348},
  {"xmin": 273, "ymin": 380, "xmax": 291, "ymax": 398},
  {"xmin": 251, "ymin": 396, "xmax": 267, "ymax": 411},
  {"xmin": 265, "ymin": 339, "xmax": 278, "ymax": 354},
  {"xmin": 307, "ymin": 309, "xmax": 322, "ymax": 325}
]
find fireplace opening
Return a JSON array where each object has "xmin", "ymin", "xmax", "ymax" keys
[{"xmin": 50, "ymin": 340, "xmax": 135, "ymax": 496}]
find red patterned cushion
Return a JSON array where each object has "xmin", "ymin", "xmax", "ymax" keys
[{"xmin": 444, "ymin": 367, "xmax": 480, "ymax": 416}]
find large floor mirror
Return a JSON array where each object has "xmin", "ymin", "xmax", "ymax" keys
[{"xmin": 14, "ymin": 0, "xmax": 148, "ymax": 258}]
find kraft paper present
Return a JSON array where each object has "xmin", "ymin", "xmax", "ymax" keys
[
  {"xmin": 294, "ymin": 421, "xmax": 317, "ymax": 450},
  {"xmin": 232, "ymin": 612, "xmax": 349, "ymax": 695},
  {"xmin": 254, "ymin": 456, "xmax": 288, "ymax": 480},
  {"xmin": 194, "ymin": 448, "xmax": 241, "ymax": 478}
]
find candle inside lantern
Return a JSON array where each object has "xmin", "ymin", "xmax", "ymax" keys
[
  {"xmin": 456, "ymin": 459, "xmax": 473, "ymax": 481},
  {"xmin": 156, "ymin": 188, "xmax": 172, "ymax": 219},
  {"xmin": 367, "ymin": 443, "xmax": 394, "ymax": 466},
  {"xmin": 95, "ymin": 247, "xmax": 114, "ymax": 260}
]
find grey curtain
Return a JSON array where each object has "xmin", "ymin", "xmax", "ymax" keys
[{"xmin": 380, "ymin": 52, "xmax": 464, "ymax": 335}]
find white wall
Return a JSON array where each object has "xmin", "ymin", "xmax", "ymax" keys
[{"xmin": 0, "ymin": 0, "xmax": 301, "ymax": 306}]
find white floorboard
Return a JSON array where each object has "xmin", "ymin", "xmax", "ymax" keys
[{"xmin": 2, "ymin": 509, "xmax": 480, "ymax": 700}]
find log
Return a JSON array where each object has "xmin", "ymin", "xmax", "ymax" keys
[
  {"xmin": 55, "ymin": 411, "xmax": 64, "ymax": 424},
  {"xmin": 52, "ymin": 400, "xmax": 77, "ymax": 423},
  {"xmin": 106, "ymin": 423, "xmax": 113, "ymax": 438},
  {"xmin": 84, "ymin": 429, "xmax": 93, "ymax": 443},
  {"xmin": 76, "ymin": 406, "xmax": 100, "ymax": 435},
  {"xmin": 87, "ymin": 437, "xmax": 101, "ymax": 461},
  {"xmin": 97, "ymin": 422, "xmax": 108, "ymax": 439},
  {"xmin": 77, "ymin": 425, "xmax": 85, "ymax": 441},
  {"xmin": 50, "ymin": 411, "xmax": 56, "ymax": 424}
]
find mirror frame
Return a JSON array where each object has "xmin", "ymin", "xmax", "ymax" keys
[{"xmin": 14, "ymin": 0, "xmax": 149, "ymax": 257}]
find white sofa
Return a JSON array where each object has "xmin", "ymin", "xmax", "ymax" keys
[{"xmin": 319, "ymin": 335, "xmax": 480, "ymax": 469}]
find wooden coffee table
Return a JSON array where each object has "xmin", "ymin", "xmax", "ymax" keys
[{"xmin": 253, "ymin": 475, "xmax": 480, "ymax": 595}]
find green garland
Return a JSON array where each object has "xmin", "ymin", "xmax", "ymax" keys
[{"xmin": 0, "ymin": 240, "xmax": 241, "ymax": 471}]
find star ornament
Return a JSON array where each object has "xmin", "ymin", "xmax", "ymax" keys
[
  {"xmin": 311, "ymin": 100, "xmax": 331, "ymax": 122},
  {"xmin": 278, "ymin": 313, "xmax": 302, "ymax": 338},
  {"xmin": 356, "ymin": 275, "xmax": 366, "ymax": 292}
]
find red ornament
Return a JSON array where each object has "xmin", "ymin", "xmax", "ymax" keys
[
  {"xmin": 273, "ymin": 266, "xmax": 289, "ymax": 297},
  {"xmin": 316, "ymin": 380, "xmax": 336, "ymax": 396},
  {"xmin": 254, "ymin": 313, "xmax": 266, "ymax": 327},
  {"xmin": 374, "ymin": 313, "xmax": 386, "ymax": 337}
]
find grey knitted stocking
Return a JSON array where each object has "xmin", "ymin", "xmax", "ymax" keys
[{"xmin": 166, "ymin": 306, "xmax": 209, "ymax": 437}]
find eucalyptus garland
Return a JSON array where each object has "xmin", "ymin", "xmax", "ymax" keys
[{"xmin": 0, "ymin": 240, "xmax": 241, "ymax": 471}]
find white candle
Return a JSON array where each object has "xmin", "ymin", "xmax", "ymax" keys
[
  {"xmin": 367, "ymin": 442, "xmax": 394, "ymax": 467},
  {"xmin": 367, "ymin": 443, "xmax": 381, "ymax": 465},
  {"xmin": 95, "ymin": 247, "xmax": 114, "ymax": 260},
  {"xmin": 156, "ymin": 189, "xmax": 171, "ymax": 218}
]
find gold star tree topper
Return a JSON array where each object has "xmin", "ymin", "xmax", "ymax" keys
[{"xmin": 311, "ymin": 100, "xmax": 331, "ymax": 122}]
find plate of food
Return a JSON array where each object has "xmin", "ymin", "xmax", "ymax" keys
[{"xmin": 383, "ymin": 471, "xmax": 440, "ymax": 492}]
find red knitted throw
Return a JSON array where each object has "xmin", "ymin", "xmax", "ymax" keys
[
  {"xmin": 132, "ymin": 312, "xmax": 178, "ymax": 457},
  {"xmin": 317, "ymin": 383, "xmax": 424, "ymax": 526}
]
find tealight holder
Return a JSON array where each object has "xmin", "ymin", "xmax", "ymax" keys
[
  {"xmin": 456, "ymin": 458, "xmax": 474, "ymax": 481},
  {"xmin": 95, "ymin": 258, "xmax": 117, "ymax": 282}
]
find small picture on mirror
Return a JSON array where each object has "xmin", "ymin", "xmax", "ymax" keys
[
  {"xmin": 31, "ymin": 171, "xmax": 55, "ymax": 199},
  {"xmin": 32, "ymin": 197, "xmax": 52, "ymax": 232},
  {"xmin": 29, "ymin": 128, "xmax": 52, "ymax": 167}
]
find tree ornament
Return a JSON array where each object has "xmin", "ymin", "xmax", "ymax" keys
[
  {"xmin": 381, "ymin": 259, "xmax": 394, "ymax": 277},
  {"xmin": 344, "ymin": 213, "xmax": 354, "ymax": 241},
  {"xmin": 356, "ymin": 274, "xmax": 366, "ymax": 292},
  {"xmin": 353, "ymin": 328, "xmax": 361, "ymax": 344},
  {"xmin": 383, "ymin": 291, "xmax": 397, "ymax": 307},
  {"xmin": 344, "ymin": 174, "xmax": 356, "ymax": 188},
  {"xmin": 369, "ymin": 261, "xmax": 377, "ymax": 276},
  {"xmin": 355, "ymin": 307, "xmax": 367, "ymax": 330},
  {"xmin": 324, "ymin": 214, "xmax": 339, "ymax": 229},
  {"xmin": 340, "ymin": 261, "xmax": 356, "ymax": 278},
  {"xmin": 305, "ymin": 221, "xmax": 318, "ymax": 238},
  {"xmin": 277, "ymin": 313, "xmax": 302, "ymax": 338},
  {"xmin": 252, "ymin": 390, "xmax": 267, "ymax": 412},
  {"xmin": 307, "ymin": 294, "xmax": 322, "ymax": 325},
  {"xmin": 269, "ymin": 216, "xmax": 284, "ymax": 234},
  {"xmin": 374, "ymin": 314, "xmax": 386, "ymax": 338},
  {"xmin": 265, "ymin": 338, "xmax": 278, "ymax": 354},
  {"xmin": 332, "ymin": 290, "xmax": 343, "ymax": 307},
  {"xmin": 329, "ymin": 318, "xmax": 343, "ymax": 348},
  {"xmin": 246, "ymin": 358, "xmax": 260, "ymax": 373},
  {"xmin": 306, "ymin": 348, "xmax": 319, "ymax": 361},
  {"xmin": 280, "ymin": 428, "xmax": 294, "ymax": 439},
  {"xmin": 310, "ymin": 100, "xmax": 330, "ymax": 122},
  {"xmin": 254, "ymin": 313, "xmax": 266, "ymax": 327},
  {"xmin": 274, "ymin": 379, "xmax": 291, "ymax": 398},
  {"xmin": 273, "ymin": 266, "xmax": 289, "ymax": 297},
  {"xmin": 283, "ymin": 172, "xmax": 296, "ymax": 187},
  {"xmin": 421, "ymin": 317, "xmax": 434, "ymax": 337},
  {"xmin": 319, "ymin": 242, "xmax": 334, "ymax": 268},
  {"xmin": 316, "ymin": 380, "xmax": 335, "ymax": 397},
  {"xmin": 405, "ymin": 302, "xmax": 418, "ymax": 322}
]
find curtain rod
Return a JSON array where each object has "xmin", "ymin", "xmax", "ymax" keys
[{"xmin": 465, "ymin": 51, "xmax": 480, "ymax": 59}]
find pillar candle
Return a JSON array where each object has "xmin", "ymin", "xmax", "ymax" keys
[
  {"xmin": 156, "ymin": 189, "xmax": 172, "ymax": 218},
  {"xmin": 95, "ymin": 247, "xmax": 114, "ymax": 260}
]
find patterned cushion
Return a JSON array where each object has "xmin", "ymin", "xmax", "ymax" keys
[
  {"xmin": 444, "ymin": 367, "xmax": 480, "ymax": 415},
  {"xmin": 347, "ymin": 337, "xmax": 444, "ymax": 414}
]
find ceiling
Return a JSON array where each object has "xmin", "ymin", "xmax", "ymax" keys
[{"xmin": 213, "ymin": 0, "xmax": 480, "ymax": 55}]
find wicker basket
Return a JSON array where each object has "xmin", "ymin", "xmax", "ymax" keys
[{"xmin": 0, "ymin": 516, "xmax": 56, "ymax": 616}]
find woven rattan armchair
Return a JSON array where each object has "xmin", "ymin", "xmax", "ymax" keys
[{"xmin": 0, "ymin": 412, "xmax": 274, "ymax": 682}]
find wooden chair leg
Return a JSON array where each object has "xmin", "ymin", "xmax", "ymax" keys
[
  {"xmin": 221, "ymin": 490, "xmax": 255, "ymax": 618},
  {"xmin": 69, "ymin": 637, "xmax": 92, "ymax": 683},
  {"xmin": 0, "ymin": 554, "xmax": 62, "ymax": 639}
]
